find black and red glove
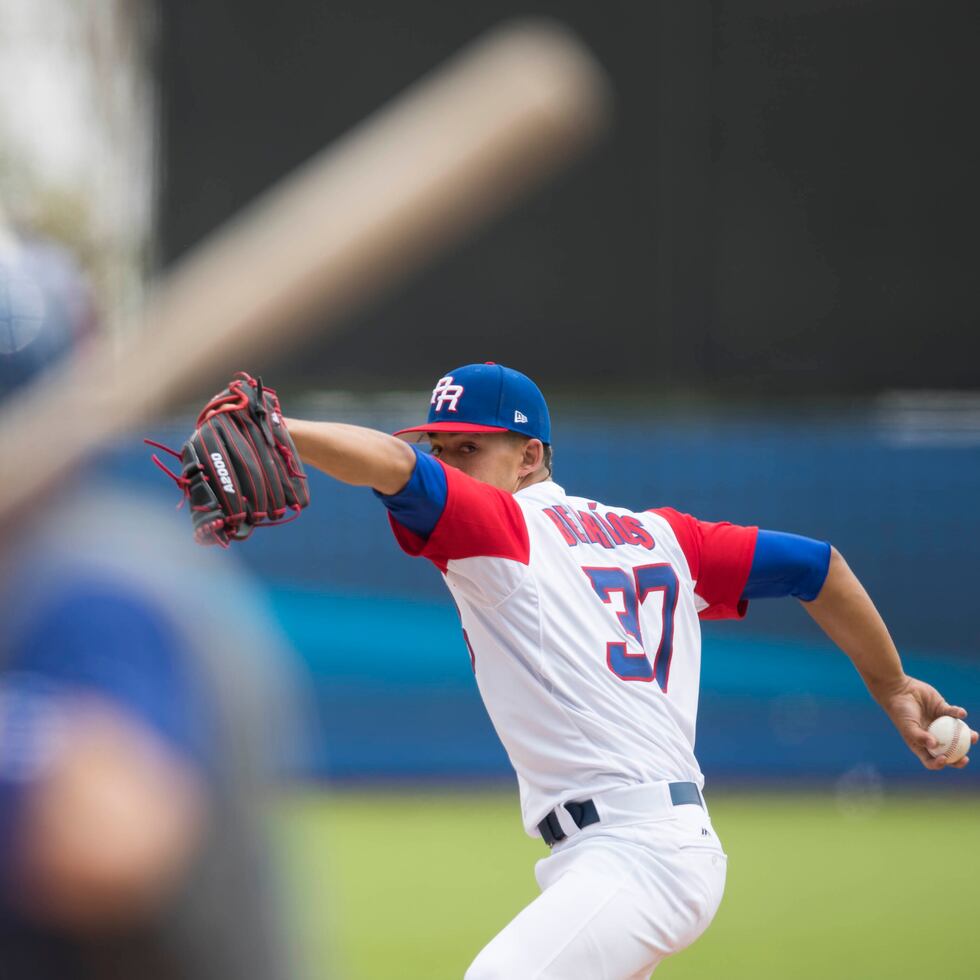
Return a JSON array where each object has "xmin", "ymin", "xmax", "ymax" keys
[{"xmin": 147, "ymin": 373, "xmax": 310, "ymax": 546}]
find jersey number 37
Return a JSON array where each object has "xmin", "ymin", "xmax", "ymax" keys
[{"xmin": 582, "ymin": 564, "xmax": 679, "ymax": 690}]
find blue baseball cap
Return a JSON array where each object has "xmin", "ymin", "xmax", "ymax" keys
[{"xmin": 394, "ymin": 362, "xmax": 551, "ymax": 444}]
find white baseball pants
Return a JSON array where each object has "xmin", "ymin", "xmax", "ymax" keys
[{"xmin": 464, "ymin": 784, "xmax": 727, "ymax": 980}]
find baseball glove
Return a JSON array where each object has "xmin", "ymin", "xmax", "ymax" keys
[{"xmin": 146, "ymin": 373, "xmax": 310, "ymax": 546}]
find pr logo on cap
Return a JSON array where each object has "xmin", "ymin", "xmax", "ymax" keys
[
  {"xmin": 514, "ymin": 410, "xmax": 528, "ymax": 424},
  {"xmin": 431, "ymin": 375, "xmax": 463, "ymax": 412}
]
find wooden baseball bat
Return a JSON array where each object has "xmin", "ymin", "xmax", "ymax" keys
[{"xmin": 0, "ymin": 20, "xmax": 608, "ymax": 522}]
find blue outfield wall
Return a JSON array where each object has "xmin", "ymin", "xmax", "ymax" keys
[
  {"xmin": 119, "ymin": 401, "xmax": 980, "ymax": 785},
  {"xmin": 268, "ymin": 585, "xmax": 980, "ymax": 787}
]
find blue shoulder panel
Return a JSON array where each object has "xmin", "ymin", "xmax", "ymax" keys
[
  {"xmin": 374, "ymin": 445, "xmax": 448, "ymax": 539},
  {"xmin": 742, "ymin": 529, "xmax": 831, "ymax": 601}
]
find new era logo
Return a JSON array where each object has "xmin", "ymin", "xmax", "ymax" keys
[{"xmin": 514, "ymin": 410, "xmax": 528, "ymax": 424}]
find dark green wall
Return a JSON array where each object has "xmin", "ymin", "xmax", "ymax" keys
[{"xmin": 157, "ymin": 1, "xmax": 980, "ymax": 395}]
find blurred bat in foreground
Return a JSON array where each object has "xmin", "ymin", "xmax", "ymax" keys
[{"xmin": 0, "ymin": 19, "xmax": 609, "ymax": 523}]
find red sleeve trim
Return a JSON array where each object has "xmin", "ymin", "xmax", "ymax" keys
[
  {"xmin": 389, "ymin": 462, "xmax": 529, "ymax": 572},
  {"xmin": 652, "ymin": 507, "xmax": 701, "ymax": 579},
  {"xmin": 650, "ymin": 507, "xmax": 758, "ymax": 621},
  {"xmin": 696, "ymin": 522, "xmax": 757, "ymax": 620},
  {"xmin": 389, "ymin": 513, "xmax": 441, "ymax": 562}
]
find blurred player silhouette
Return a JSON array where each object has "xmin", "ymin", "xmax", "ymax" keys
[
  {"xmin": 269, "ymin": 361, "xmax": 977, "ymax": 979},
  {"xmin": 0, "ymin": 226, "xmax": 303, "ymax": 980}
]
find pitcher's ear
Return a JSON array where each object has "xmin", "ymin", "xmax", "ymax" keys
[{"xmin": 520, "ymin": 438, "xmax": 544, "ymax": 475}]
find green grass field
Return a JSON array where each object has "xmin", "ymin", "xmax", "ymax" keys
[{"xmin": 278, "ymin": 789, "xmax": 980, "ymax": 979}]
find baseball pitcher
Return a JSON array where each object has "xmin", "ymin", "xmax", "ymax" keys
[{"xmin": 164, "ymin": 362, "xmax": 977, "ymax": 979}]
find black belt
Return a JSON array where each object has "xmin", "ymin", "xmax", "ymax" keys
[{"xmin": 537, "ymin": 781, "xmax": 703, "ymax": 847}]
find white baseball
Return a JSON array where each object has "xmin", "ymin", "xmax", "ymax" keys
[{"xmin": 927, "ymin": 716, "xmax": 972, "ymax": 763}]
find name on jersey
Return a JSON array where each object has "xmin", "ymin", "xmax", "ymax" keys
[{"xmin": 542, "ymin": 503, "xmax": 654, "ymax": 550}]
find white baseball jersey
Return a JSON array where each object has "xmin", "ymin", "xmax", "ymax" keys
[{"xmin": 388, "ymin": 465, "xmax": 757, "ymax": 836}]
